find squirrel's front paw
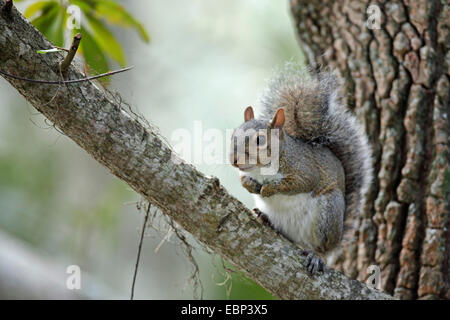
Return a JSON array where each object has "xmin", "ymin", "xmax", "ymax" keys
[
  {"xmin": 241, "ymin": 176, "xmax": 262, "ymax": 194},
  {"xmin": 260, "ymin": 185, "xmax": 275, "ymax": 197}
]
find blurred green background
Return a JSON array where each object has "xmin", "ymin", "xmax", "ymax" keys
[{"xmin": 0, "ymin": 0, "xmax": 303, "ymax": 299}]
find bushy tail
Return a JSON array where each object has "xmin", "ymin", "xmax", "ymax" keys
[{"xmin": 260, "ymin": 64, "xmax": 373, "ymax": 220}]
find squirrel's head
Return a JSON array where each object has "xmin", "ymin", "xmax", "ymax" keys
[{"xmin": 230, "ymin": 106, "xmax": 285, "ymax": 171}]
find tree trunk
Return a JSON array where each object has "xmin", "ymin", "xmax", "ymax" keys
[
  {"xmin": 0, "ymin": 0, "xmax": 393, "ymax": 300},
  {"xmin": 290, "ymin": 0, "xmax": 449, "ymax": 299}
]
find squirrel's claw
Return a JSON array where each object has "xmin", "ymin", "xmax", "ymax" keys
[
  {"xmin": 253, "ymin": 208, "xmax": 275, "ymax": 229},
  {"xmin": 304, "ymin": 251, "xmax": 324, "ymax": 274}
]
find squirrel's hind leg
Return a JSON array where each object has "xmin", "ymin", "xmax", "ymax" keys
[
  {"xmin": 303, "ymin": 250, "xmax": 325, "ymax": 274},
  {"xmin": 311, "ymin": 190, "xmax": 345, "ymax": 254},
  {"xmin": 302, "ymin": 190, "xmax": 345, "ymax": 274}
]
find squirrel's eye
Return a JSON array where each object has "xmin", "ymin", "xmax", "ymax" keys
[{"xmin": 256, "ymin": 135, "xmax": 266, "ymax": 146}]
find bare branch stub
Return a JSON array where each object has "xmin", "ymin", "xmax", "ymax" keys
[
  {"xmin": 60, "ymin": 33, "xmax": 82, "ymax": 74},
  {"xmin": 1, "ymin": 0, "xmax": 12, "ymax": 15}
]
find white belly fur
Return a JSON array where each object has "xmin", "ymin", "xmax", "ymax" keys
[
  {"xmin": 253, "ymin": 193, "xmax": 318, "ymax": 249},
  {"xmin": 240, "ymin": 168, "xmax": 319, "ymax": 250}
]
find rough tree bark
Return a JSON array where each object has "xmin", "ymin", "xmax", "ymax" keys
[
  {"xmin": 0, "ymin": 1, "xmax": 392, "ymax": 300},
  {"xmin": 290, "ymin": 0, "xmax": 449, "ymax": 299}
]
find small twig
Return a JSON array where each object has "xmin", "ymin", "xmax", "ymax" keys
[
  {"xmin": 1, "ymin": 0, "xmax": 13, "ymax": 15},
  {"xmin": 0, "ymin": 66, "xmax": 133, "ymax": 84},
  {"xmin": 130, "ymin": 202, "xmax": 151, "ymax": 300},
  {"xmin": 154, "ymin": 226, "xmax": 173, "ymax": 254},
  {"xmin": 60, "ymin": 33, "xmax": 82, "ymax": 74},
  {"xmin": 53, "ymin": 46, "xmax": 70, "ymax": 53}
]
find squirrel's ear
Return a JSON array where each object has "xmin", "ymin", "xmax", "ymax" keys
[
  {"xmin": 244, "ymin": 106, "xmax": 254, "ymax": 122},
  {"xmin": 271, "ymin": 108, "xmax": 285, "ymax": 129}
]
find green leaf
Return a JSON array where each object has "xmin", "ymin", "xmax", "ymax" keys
[
  {"xmin": 36, "ymin": 48, "xmax": 63, "ymax": 54},
  {"xmin": 68, "ymin": 0, "xmax": 93, "ymax": 13},
  {"xmin": 85, "ymin": 13, "xmax": 126, "ymax": 66},
  {"xmin": 30, "ymin": 2, "xmax": 59, "ymax": 34},
  {"xmin": 24, "ymin": 0, "xmax": 52, "ymax": 19},
  {"xmin": 24, "ymin": 0, "xmax": 150, "ymax": 76},
  {"xmin": 78, "ymin": 28, "xmax": 109, "ymax": 77},
  {"xmin": 46, "ymin": 7, "xmax": 67, "ymax": 47},
  {"xmin": 99, "ymin": 1, "xmax": 150, "ymax": 42},
  {"xmin": 79, "ymin": 0, "xmax": 150, "ymax": 42},
  {"xmin": 30, "ymin": 3, "xmax": 66, "ymax": 47}
]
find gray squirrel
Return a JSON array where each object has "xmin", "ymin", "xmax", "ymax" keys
[{"xmin": 229, "ymin": 65, "xmax": 372, "ymax": 273}]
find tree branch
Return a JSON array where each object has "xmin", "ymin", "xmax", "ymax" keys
[{"xmin": 0, "ymin": 1, "xmax": 393, "ymax": 300}]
